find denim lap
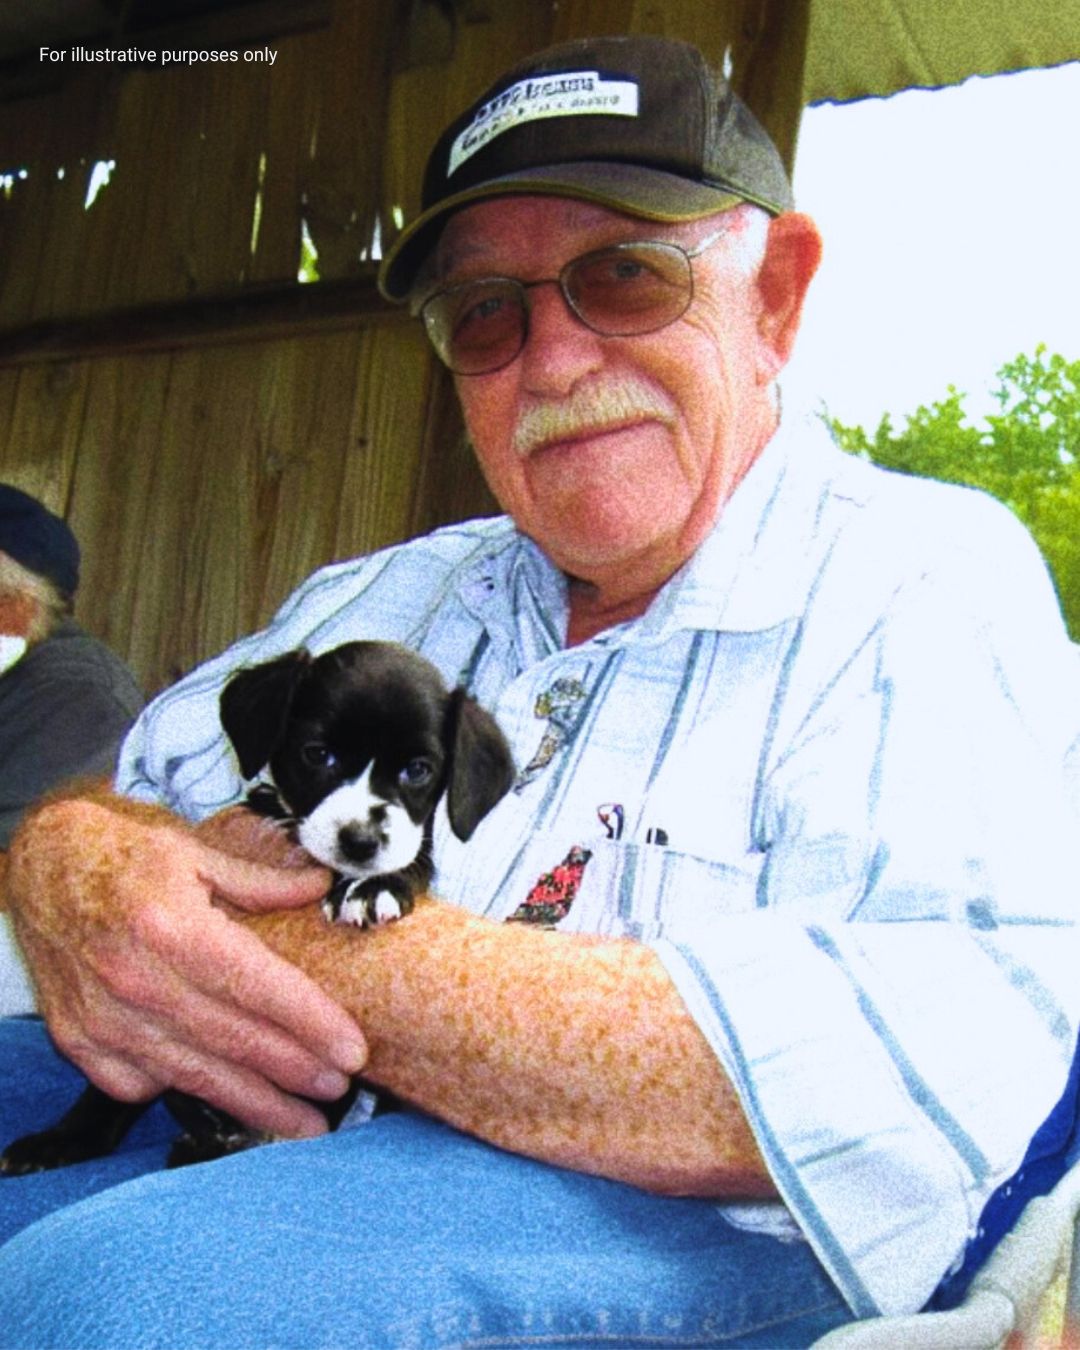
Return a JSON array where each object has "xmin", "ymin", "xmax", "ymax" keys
[{"xmin": 0, "ymin": 1018, "xmax": 852, "ymax": 1348}]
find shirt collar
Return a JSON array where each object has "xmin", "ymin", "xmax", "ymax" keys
[
  {"xmin": 636, "ymin": 411, "xmax": 849, "ymax": 642},
  {"xmin": 456, "ymin": 525, "xmax": 568, "ymax": 668}
]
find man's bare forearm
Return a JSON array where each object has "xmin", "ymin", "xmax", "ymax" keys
[
  {"xmin": 246, "ymin": 900, "xmax": 775, "ymax": 1199},
  {"xmin": 7, "ymin": 789, "xmax": 773, "ymax": 1196}
]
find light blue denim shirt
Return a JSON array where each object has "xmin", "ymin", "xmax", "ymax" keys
[{"xmin": 118, "ymin": 412, "xmax": 1080, "ymax": 1317}]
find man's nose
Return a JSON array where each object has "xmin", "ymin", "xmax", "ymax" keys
[{"xmin": 518, "ymin": 282, "xmax": 605, "ymax": 394}]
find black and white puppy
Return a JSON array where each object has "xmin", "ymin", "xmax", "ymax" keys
[
  {"xmin": 223, "ymin": 640, "xmax": 514, "ymax": 929},
  {"xmin": 0, "ymin": 642, "xmax": 513, "ymax": 1175}
]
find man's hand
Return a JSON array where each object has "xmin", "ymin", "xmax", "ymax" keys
[{"xmin": 5, "ymin": 795, "xmax": 368, "ymax": 1139}]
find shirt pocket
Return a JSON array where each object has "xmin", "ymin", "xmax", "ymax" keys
[{"xmin": 559, "ymin": 835, "xmax": 767, "ymax": 941}]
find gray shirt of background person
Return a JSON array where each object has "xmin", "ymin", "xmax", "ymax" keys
[{"xmin": 0, "ymin": 616, "xmax": 144, "ymax": 848}]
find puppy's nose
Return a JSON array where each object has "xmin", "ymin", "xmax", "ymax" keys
[{"xmin": 337, "ymin": 824, "xmax": 381, "ymax": 867}]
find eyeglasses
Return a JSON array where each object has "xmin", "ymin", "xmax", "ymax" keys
[{"xmin": 419, "ymin": 225, "xmax": 730, "ymax": 377}]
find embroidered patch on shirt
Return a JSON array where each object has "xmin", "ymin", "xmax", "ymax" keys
[
  {"xmin": 448, "ymin": 71, "xmax": 640, "ymax": 175},
  {"xmin": 506, "ymin": 844, "xmax": 592, "ymax": 926},
  {"xmin": 514, "ymin": 676, "xmax": 588, "ymax": 791}
]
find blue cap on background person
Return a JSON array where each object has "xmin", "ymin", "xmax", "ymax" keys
[{"xmin": 0, "ymin": 484, "xmax": 81, "ymax": 599}]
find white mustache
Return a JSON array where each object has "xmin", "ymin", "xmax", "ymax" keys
[{"xmin": 511, "ymin": 379, "xmax": 677, "ymax": 458}]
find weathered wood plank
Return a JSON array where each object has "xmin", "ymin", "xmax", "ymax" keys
[
  {"xmin": 0, "ymin": 320, "xmax": 495, "ymax": 694},
  {"xmin": 0, "ymin": 274, "xmax": 402, "ymax": 367},
  {"xmin": 382, "ymin": 0, "xmax": 553, "ymax": 248}
]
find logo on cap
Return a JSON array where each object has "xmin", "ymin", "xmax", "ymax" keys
[{"xmin": 447, "ymin": 69, "xmax": 640, "ymax": 176}]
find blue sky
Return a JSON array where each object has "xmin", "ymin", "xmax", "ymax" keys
[{"xmin": 782, "ymin": 60, "xmax": 1080, "ymax": 430}]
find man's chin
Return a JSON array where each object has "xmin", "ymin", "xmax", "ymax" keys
[{"xmin": 530, "ymin": 508, "xmax": 678, "ymax": 583}]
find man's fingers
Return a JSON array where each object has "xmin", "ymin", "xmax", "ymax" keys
[
  {"xmin": 192, "ymin": 808, "xmax": 316, "ymax": 871},
  {"xmin": 89, "ymin": 1029, "xmax": 333, "ymax": 1140},
  {"xmin": 51, "ymin": 958, "xmax": 351, "ymax": 1134},
  {"xmin": 69, "ymin": 1047, "xmax": 165, "ymax": 1105},
  {"xmin": 140, "ymin": 900, "xmax": 368, "ymax": 1077},
  {"xmin": 164, "ymin": 1055, "xmax": 334, "ymax": 1140},
  {"xmin": 41, "ymin": 893, "xmax": 365, "ymax": 1119},
  {"xmin": 126, "ymin": 978, "xmax": 355, "ymax": 1103},
  {"xmin": 9, "ymin": 799, "xmax": 364, "ymax": 1138},
  {"xmin": 194, "ymin": 844, "xmax": 331, "ymax": 913}
]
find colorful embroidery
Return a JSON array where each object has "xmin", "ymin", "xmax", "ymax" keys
[
  {"xmin": 514, "ymin": 676, "xmax": 587, "ymax": 791},
  {"xmin": 507, "ymin": 844, "xmax": 592, "ymax": 926}
]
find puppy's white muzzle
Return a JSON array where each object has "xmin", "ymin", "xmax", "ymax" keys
[{"xmin": 296, "ymin": 767, "xmax": 423, "ymax": 879}]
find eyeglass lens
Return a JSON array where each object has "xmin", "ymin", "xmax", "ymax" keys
[{"xmin": 423, "ymin": 241, "xmax": 696, "ymax": 376}]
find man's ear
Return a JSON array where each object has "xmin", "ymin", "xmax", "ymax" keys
[{"xmin": 754, "ymin": 212, "xmax": 823, "ymax": 383}]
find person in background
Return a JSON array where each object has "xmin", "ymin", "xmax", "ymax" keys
[{"xmin": 0, "ymin": 483, "xmax": 143, "ymax": 1011}]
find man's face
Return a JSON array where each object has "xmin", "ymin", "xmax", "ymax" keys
[{"xmin": 434, "ymin": 196, "xmax": 816, "ymax": 600}]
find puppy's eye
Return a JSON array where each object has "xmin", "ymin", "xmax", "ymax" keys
[
  {"xmin": 300, "ymin": 742, "xmax": 337, "ymax": 770},
  {"xmin": 399, "ymin": 758, "xmax": 434, "ymax": 789}
]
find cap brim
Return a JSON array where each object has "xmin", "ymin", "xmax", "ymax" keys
[{"xmin": 377, "ymin": 161, "xmax": 752, "ymax": 302}]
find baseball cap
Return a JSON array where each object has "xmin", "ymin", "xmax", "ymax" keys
[
  {"xmin": 378, "ymin": 34, "xmax": 793, "ymax": 301},
  {"xmin": 0, "ymin": 484, "xmax": 81, "ymax": 598}
]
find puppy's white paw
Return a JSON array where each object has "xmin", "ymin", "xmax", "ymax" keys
[
  {"xmin": 322, "ymin": 881, "xmax": 404, "ymax": 928},
  {"xmin": 338, "ymin": 892, "xmax": 373, "ymax": 928},
  {"xmin": 323, "ymin": 879, "xmax": 374, "ymax": 928},
  {"xmin": 372, "ymin": 891, "xmax": 403, "ymax": 925}
]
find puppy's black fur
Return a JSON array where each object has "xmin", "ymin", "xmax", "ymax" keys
[
  {"xmin": 224, "ymin": 642, "xmax": 514, "ymax": 927},
  {"xmin": 1, "ymin": 642, "xmax": 513, "ymax": 1175}
]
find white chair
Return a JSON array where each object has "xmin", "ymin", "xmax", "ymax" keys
[{"xmin": 812, "ymin": 1155, "xmax": 1080, "ymax": 1348}]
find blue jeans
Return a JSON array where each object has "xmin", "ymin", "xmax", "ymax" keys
[{"xmin": 0, "ymin": 1018, "xmax": 852, "ymax": 1348}]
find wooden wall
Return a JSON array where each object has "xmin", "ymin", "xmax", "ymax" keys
[
  {"xmin": 0, "ymin": 0, "xmax": 807, "ymax": 694},
  {"xmin": 0, "ymin": 323, "xmax": 482, "ymax": 690}
]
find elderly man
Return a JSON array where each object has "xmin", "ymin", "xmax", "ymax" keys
[{"xmin": 1, "ymin": 35, "xmax": 1078, "ymax": 1350}]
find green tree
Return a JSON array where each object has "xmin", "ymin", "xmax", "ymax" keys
[{"xmin": 826, "ymin": 347, "xmax": 1080, "ymax": 640}]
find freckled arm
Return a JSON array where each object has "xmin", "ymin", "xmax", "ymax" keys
[
  {"xmin": 245, "ymin": 898, "xmax": 775, "ymax": 1199},
  {"xmin": 5, "ymin": 792, "xmax": 772, "ymax": 1196}
]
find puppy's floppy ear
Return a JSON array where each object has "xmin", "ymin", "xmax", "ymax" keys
[
  {"xmin": 444, "ymin": 688, "xmax": 515, "ymax": 841},
  {"xmin": 219, "ymin": 649, "xmax": 312, "ymax": 780}
]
